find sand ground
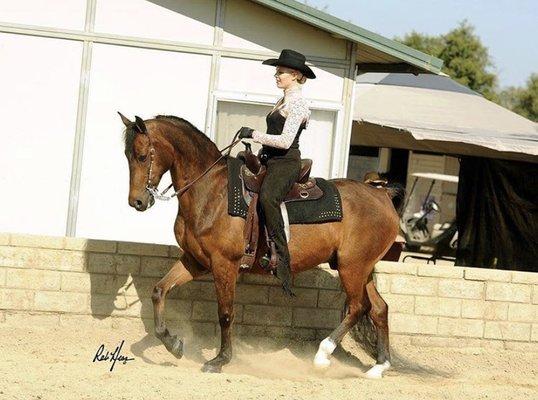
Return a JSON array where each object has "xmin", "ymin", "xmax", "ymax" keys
[{"xmin": 0, "ymin": 323, "xmax": 535, "ymax": 400}]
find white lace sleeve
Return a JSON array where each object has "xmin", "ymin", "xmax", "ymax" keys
[{"xmin": 252, "ymin": 98, "xmax": 310, "ymax": 149}]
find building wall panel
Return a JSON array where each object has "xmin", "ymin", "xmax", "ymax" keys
[
  {"xmin": 0, "ymin": 0, "xmax": 86, "ymax": 30},
  {"xmin": 218, "ymin": 57, "xmax": 344, "ymax": 102},
  {"xmin": 77, "ymin": 44, "xmax": 212, "ymax": 244},
  {"xmin": 0, "ymin": 33, "xmax": 82, "ymax": 236},
  {"xmin": 223, "ymin": 0, "xmax": 347, "ymax": 60},
  {"xmin": 94, "ymin": 0, "xmax": 217, "ymax": 45}
]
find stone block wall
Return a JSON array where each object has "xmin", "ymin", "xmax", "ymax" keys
[
  {"xmin": 374, "ymin": 263, "xmax": 537, "ymax": 351},
  {"xmin": 0, "ymin": 232, "xmax": 537, "ymax": 351}
]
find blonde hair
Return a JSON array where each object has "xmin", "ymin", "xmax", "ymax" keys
[{"xmin": 295, "ymin": 70, "xmax": 307, "ymax": 84}]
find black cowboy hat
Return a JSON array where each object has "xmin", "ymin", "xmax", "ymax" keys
[{"xmin": 262, "ymin": 49, "xmax": 316, "ymax": 79}]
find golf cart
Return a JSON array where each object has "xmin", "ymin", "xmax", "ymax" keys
[{"xmin": 400, "ymin": 172, "xmax": 459, "ymax": 264}]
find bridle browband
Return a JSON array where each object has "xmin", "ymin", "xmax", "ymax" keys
[{"xmin": 144, "ymin": 128, "xmax": 242, "ymax": 202}]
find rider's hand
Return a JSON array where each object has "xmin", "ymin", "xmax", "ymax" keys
[{"xmin": 238, "ymin": 127, "xmax": 254, "ymax": 139}]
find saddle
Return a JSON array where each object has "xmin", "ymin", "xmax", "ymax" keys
[{"xmin": 236, "ymin": 142, "xmax": 324, "ymax": 271}]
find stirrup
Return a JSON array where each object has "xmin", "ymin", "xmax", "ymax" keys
[{"xmin": 259, "ymin": 239, "xmax": 278, "ymax": 273}]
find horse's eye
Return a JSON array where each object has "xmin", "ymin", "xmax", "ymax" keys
[{"xmin": 138, "ymin": 155, "xmax": 147, "ymax": 162}]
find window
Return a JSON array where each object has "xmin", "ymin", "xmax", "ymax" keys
[{"xmin": 215, "ymin": 99, "xmax": 338, "ymax": 178}]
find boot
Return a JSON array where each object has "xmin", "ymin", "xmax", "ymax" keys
[{"xmin": 269, "ymin": 227, "xmax": 296, "ymax": 298}]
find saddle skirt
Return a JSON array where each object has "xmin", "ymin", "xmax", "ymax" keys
[
  {"xmin": 227, "ymin": 145, "xmax": 343, "ymax": 271},
  {"xmin": 227, "ymin": 154, "xmax": 343, "ymax": 225}
]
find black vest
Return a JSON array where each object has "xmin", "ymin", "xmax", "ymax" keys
[{"xmin": 261, "ymin": 109, "xmax": 307, "ymax": 157}]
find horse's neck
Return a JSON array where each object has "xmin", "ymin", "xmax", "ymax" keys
[{"xmin": 163, "ymin": 126, "xmax": 227, "ymax": 223}]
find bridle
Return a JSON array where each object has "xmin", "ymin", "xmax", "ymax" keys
[{"xmin": 144, "ymin": 128, "xmax": 243, "ymax": 202}]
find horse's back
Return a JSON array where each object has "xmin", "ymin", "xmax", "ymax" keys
[
  {"xmin": 330, "ymin": 177, "xmax": 400, "ymax": 236},
  {"xmin": 331, "ymin": 178, "xmax": 398, "ymax": 213}
]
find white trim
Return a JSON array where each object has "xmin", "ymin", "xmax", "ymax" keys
[
  {"xmin": 328, "ymin": 109, "xmax": 344, "ymax": 178},
  {"xmin": 331, "ymin": 42, "xmax": 357, "ymax": 178},
  {"xmin": 65, "ymin": 0, "xmax": 96, "ymax": 237},
  {"xmin": 212, "ymin": 90, "xmax": 344, "ymax": 110},
  {"xmin": 204, "ymin": 0, "xmax": 225, "ymax": 135}
]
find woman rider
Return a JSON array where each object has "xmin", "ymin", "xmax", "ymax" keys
[{"xmin": 237, "ymin": 49, "xmax": 316, "ymax": 297}]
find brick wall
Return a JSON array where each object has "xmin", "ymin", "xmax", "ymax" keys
[{"xmin": 1, "ymin": 233, "xmax": 536, "ymax": 351}]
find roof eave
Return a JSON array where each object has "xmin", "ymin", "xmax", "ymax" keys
[{"xmin": 251, "ymin": 0, "xmax": 444, "ymax": 74}]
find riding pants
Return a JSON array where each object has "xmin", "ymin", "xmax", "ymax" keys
[{"xmin": 259, "ymin": 148, "xmax": 301, "ymax": 277}]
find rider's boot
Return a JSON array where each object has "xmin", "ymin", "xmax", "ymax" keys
[{"xmin": 269, "ymin": 227, "xmax": 296, "ymax": 297}]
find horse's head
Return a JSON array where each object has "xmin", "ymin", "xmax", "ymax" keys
[{"xmin": 118, "ymin": 112, "xmax": 170, "ymax": 212}]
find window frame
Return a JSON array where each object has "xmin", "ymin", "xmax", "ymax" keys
[{"xmin": 209, "ymin": 90, "xmax": 343, "ymax": 177}]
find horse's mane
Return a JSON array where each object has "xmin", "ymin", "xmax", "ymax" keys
[
  {"xmin": 123, "ymin": 115, "xmax": 221, "ymax": 158},
  {"xmin": 155, "ymin": 115, "xmax": 215, "ymax": 148}
]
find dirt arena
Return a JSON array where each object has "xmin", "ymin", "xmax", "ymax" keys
[{"xmin": 1, "ymin": 323, "xmax": 535, "ymax": 400}]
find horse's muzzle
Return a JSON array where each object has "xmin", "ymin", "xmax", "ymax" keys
[{"xmin": 130, "ymin": 191, "xmax": 155, "ymax": 211}]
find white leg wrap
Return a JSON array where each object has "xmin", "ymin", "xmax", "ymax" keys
[
  {"xmin": 365, "ymin": 360, "xmax": 391, "ymax": 379},
  {"xmin": 313, "ymin": 337, "xmax": 337, "ymax": 369}
]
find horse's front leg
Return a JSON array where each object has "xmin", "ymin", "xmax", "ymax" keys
[
  {"xmin": 201, "ymin": 255, "xmax": 238, "ymax": 373},
  {"xmin": 152, "ymin": 252, "xmax": 206, "ymax": 358}
]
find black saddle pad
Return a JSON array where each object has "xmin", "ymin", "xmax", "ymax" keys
[{"xmin": 226, "ymin": 156, "xmax": 343, "ymax": 224}]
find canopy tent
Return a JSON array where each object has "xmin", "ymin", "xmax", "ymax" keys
[{"xmin": 352, "ymin": 73, "xmax": 538, "ymax": 163}]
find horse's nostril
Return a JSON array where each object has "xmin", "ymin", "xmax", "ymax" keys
[{"xmin": 135, "ymin": 199, "xmax": 143, "ymax": 210}]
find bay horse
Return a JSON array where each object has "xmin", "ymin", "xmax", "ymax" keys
[{"xmin": 119, "ymin": 113, "xmax": 401, "ymax": 378}]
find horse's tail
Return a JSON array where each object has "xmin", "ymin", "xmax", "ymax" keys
[{"xmin": 385, "ymin": 183, "xmax": 405, "ymax": 217}]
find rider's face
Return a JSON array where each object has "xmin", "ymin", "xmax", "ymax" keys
[{"xmin": 274, "ymin": 66, "xmax": 299, "ymax": 89}]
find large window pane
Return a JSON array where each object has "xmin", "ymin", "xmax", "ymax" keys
[
  {"xmin": 302, "ymin": 109, "xmax": 336, "ymax": 177},
  {"xmin": 0, "ymin": 33, "xmax": 82, "ymax": 235},
  {"xmin": 215, "ymin": 101, "xmax": 270, "ymax": 157},
  {"xmin": 95, "ymin": 0, "xmax": 216, "ymax": 45},
  {"xmin": 0, "ymin": 0, "xmax": 86, "ymax": 30},
  {"xmin": 216, "ymin": 101, "xmax": 336, "ymax": 178}
]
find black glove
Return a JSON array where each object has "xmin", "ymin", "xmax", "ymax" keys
[{"xmin": 238, "ymin": 127, "xmax": 254, "ymax": 139}]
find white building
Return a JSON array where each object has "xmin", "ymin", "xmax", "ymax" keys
[{"xmin": 0, "ymin": 0, "xmax": 441, "ymax": 244}]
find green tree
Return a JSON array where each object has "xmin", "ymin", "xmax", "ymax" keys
[
  {"xmin": 396, "ymin": 21, "xmax": 498, "ymax": 101},
  {"xmin": 500, "ymin": 74, "xmax": 538, "ymax": 122},
  {"xmin": 396, "ymin": 31, "xmax": 444, "ymax": 57}
]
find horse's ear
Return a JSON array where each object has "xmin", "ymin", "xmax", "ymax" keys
[
  {"xmin": 117, "ymin": 111, "xmax": 132, "ymax": 127},
  {"xmin": 134, "ymin": 116, "xmax": 148, "ymax": 134}
]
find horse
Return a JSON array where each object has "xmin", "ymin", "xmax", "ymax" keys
[{"xmin": 118, "ymin": 112, "xmax": 401, "ymax": 378}]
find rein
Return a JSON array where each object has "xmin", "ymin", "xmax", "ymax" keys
[{"xmin": 146, "ymin": 128, "xmax": 243, "ymax": 201}]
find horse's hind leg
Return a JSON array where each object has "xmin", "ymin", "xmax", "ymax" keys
[
  {"xmin": 364, "ymin": 279, "xmax": 391, "ymax": 379},
  {"xmin": 314, "ymin": 266, "xmax": 369, "ymax": 369},
  {"xmin": 152, "ymin": 253, "xmax": 206, "ymax": 358}
]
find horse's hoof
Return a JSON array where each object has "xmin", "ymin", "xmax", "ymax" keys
[
  {"xmin": 365, "ymin": 361, "xmax": 391, "ymax": 379},
  {"xmin": 201, "ymin": 362, "xmax": 222, "ymax": 373},
  {"xmin": 165, "ymin": 336, "xmax": 184, "ymax": 359},
  {"xmin": 313, "ymin": 358, "xmax": 331, "ymax": 370},
  {"xmin": 313, "ymin": 337, "xmax": 336, "ymax": 369}
]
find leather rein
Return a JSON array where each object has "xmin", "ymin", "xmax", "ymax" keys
[{"xmin": 145, "ymin": 128, "xmax": 243, "ymax": 201}]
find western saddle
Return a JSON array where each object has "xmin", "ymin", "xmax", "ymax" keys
[{"xmin": 237, "ymin": 142, "xmax": 323, "ymax": 271}]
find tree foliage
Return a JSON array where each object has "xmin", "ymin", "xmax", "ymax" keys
[
  {"xmin": 396, "ymin": 31, "xmax": 444, "ymax": 59},
  {"xmin": 499, "ymin": 74, "xmax": 538, "ymax": 122}
]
